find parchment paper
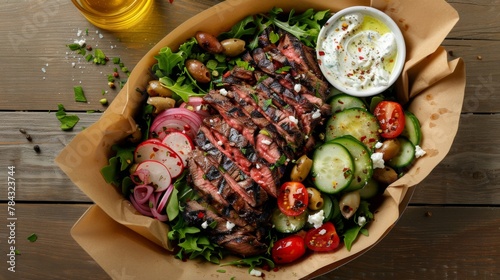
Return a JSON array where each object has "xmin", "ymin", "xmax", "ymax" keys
[{"xmin": 56, "ymin": 0, "xmax": 466, "ymax": 278}]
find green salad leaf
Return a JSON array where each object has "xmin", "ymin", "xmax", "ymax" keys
[
  {"xmin": 342, "ymin": 201, "xmax": 374, "ymax": 251},
  {"xmin": 55, "ymin": 104, "xmax": 80, "ymax": 131}
]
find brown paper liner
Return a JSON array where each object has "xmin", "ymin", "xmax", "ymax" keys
[{"xmin": 56, "ymin": 0, "xmax": 466, "ymax": 278}]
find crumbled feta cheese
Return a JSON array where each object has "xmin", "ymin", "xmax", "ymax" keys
[
  {"xmin": 249, "ymin": 269, "xmax": 262, "ymax": 277},
  {"xmin": 288, "ymin": 115, "xmax": 299, "ymax": 125},
  {"xmin": 98, "ymin": 33, "xmax": 104, "ymax": 39},
  {"xmin": 41, "ymin": 67, "xmax": 46, "ymax": 73},
  {"xmin": 256, "ymin": 163, "xmax": 261, "ymax": 169},
  {"xmin": 374, "ymin": 141, "xmax": 383, "ymax": 149},
  {"xmin": 312, "ymin": 109, "xmax": 321, "ymax": 120},
  {"xmin": 308, "ymin": 210, "xmax": 324, "ymax": 229},
  {"xmin": 261, "ymin": 139, "xmax": 272, "ymax": 145},
  {"xmin": 357, "ymin": 216, "xmax": 367, "ymax": 227},
  {"xmin": 294, "ymin": 83, "xmax": 302, "ymax": 92},
  {"xmin": 77, "ymin": 29, "xmax": 83, "ymax": 36},
  {"xmin": 74, "ymin": 38, "xmax": 86, "ymax": 46},
  {"xmin": 371, "ymin": 152, "xmax": 385, "ymax": 169},
  {"xmin": 217, "ymin": 140, "xmax": 223, "ymax": 146},
  {"xmin": 415, "ymin": 145, "xmax": 426, "ymax": 158},
  {"xmin": 226, "ymin": 221, "xmax": 235, "ymax": 231},
  {"xmin": 318, "ymin": 229, "xmax": 327, "ymax": 235},
  {"xmin": 201, "ymin": 221, "xmax": 208, "ymax": 229},
  {"xmin": 219, "ymin": 88, "xmax": 228, "ymax": 96}
]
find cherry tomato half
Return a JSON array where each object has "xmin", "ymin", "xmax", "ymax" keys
[
  {"xmin": 373, "ymin": 101, "xmax": 406, "ymax": 138},
  {"xmin": 304, "ymin": 222, "xmax": 340, "ymax": 252},
  {"xmin": 277, "ymin": 182, "xmax": 309, "ymax": 216},
  {"xmin": 271, "ymin": 235, "xmax": 306, "ymax": 264}
]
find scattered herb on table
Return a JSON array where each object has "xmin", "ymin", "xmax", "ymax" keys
[
  {"xmin": 27, "ymin": 233, "xmax": 38, "ymax": 242},
  {"xmin": 55, "ymin": 104, "xmax": 80, "ymax": 131},
  {"xmin": 73, "ymin": 85, "xmax": 87, "ymax": 102}
]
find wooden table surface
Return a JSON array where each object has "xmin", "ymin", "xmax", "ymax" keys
[{"xmin": 1, "ymin": 0, "xmax": 499, "ymax": 279}]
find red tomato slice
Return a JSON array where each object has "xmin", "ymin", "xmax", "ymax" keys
[
  {"xmin": 373, "ymin": 101, "xmax": 406, "ymax": 138},
  {"xmin": 271, "ymin": 235, "xmax": 306, "ymax": 264},
  {"xmin": 277, "ymin": 182, "xmax": 308, "ymax": 216},
  {"xmin": 304, "ymin": 222, "xmax": 340, "ymax": 252}
]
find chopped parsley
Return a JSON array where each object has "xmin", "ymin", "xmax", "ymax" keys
[
  {"xmin": 73, "ymin": 86, "xmax": 87, "ymax": 102},
  {"xmin": 55, "ymin": 104, "xmax": 79, "ymax": 131}
]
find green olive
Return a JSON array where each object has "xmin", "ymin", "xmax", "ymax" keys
[
  {"xmin": 306, "ymin": 187, "xmax": 324, "ymax": 210},
  {"xmin": 221, "ymin": 38, "xmax": 246, "ymax": 57},
  {"xmin": 195, "ymin": 31, "xmax": 223, "ymax": 54},
  {"xmin": 372, "ymin": 166, "xmax": 398, "ymax": 185},
  {"xmin": 375, "ymin": 138, "xmax": 401, "ymax": 161},
  {"xmin": 290, "ymin": 154, "xmax": 313, "ymax": 182},
  {"xmin": 185, "ymin": 59, "xmax": 211, "ymax": 83},
  {"xmin": 147, "ymin": 80, "xmax": 172, "ymax": 97}
]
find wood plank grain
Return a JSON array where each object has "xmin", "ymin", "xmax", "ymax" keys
[
  {"xmin": 0, "ymin": 112, "xmax": 98, "ymax": 202},
  {"xmin": 443, "ymin": 39, "xmax": 500, "ymax": 114},
  {"xmin": 1, "ymin": 204, "xmax": 498, "ymax": 279},
  {"xmin": 411, "ymin": 113, "xmax": 500, "ymax": 205},
  {"xmin": 448, "ymin": 0, "xmax": 500, "ymax": 40},
  {"xmin": 0, "ymin": 204, "xmax": 107, "ymax": 280}
]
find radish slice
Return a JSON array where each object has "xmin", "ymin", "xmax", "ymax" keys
[
  {"xmin": 134, "ymin": 141, "xmax": 184, "ymax": 178},
  {"xmin": 150, "ymin": 108, "xmax": 202, "ymax": 140},
  {"xmin": 162, "ymin": 131, "xmax": 194, "ymax": 166},
  {"xmin": 135, "ymin": 160, "xmax": 172, "ymax": 192}
]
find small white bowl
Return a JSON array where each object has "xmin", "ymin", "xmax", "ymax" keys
[{"xmin": 317, "ymin": 6, "xmax": 406, "ymax": 97}]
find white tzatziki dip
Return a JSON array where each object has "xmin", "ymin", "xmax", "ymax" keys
[{"xmin": 318, "ymin": 12, "xmax": 398, "ymax": 92}]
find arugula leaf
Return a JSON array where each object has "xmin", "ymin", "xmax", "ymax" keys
[
  {"xmin": 168, "ymin": 215, "xmax": 224, "ymax": 264},
  {"xmin": 220, "ymin": 255, "xmax": 274, "ymax": 273},
  {"xmin": 73, "ymin": 86, "xmax": 87, "ymax": 102},
  {"xmin": 220, "ymin": 15, "xmax": 257, "ymax": 39},
  {"xmin": 264, "ymin": 8, "xmax": 330, "ymax": 47},
  {"xmin": 343, "ymin": 201, "xmax": 374, "ymax": 251},
  {"xmin": 55, "ymin": 104, "xmax": 79, "ymax": 131},
  {"xmin": 159, "ymin": 76, "xmax": 205, "ymax": 103},
  {"xmin": 100, "ymin": 145, "xmax": 135, "ymax": 187}
]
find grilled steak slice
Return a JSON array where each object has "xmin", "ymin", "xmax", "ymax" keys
[
  {"xmin": 230, "ymin": 83, "xmax": 305, "ymax": 148},
  {"xmin": 203, "ymin": 90, "xmax": 258, "ymax": 145},
  {"xmin": 222, "ymin": 66, "xmax": 256, "ymax": 85},
  {"xmin": 277, "ymin": 31, "xmax": 323, "ymax": 78},
  {"xmin": 197, "ymin": 118, "xmax": 280, "ymax": 198},
  {"xmin": 213, "ymin": 231, "xmax": 268, "ymax": 257},
  {"xmin": 183, "ymin": 200, "xmax": 268, "ymax": 257},
  {"xmin": 188, "ymin": 159, "xmax": 249, "ymax": 227}
]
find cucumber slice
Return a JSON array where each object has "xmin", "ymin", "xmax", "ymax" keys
[
  {"xmin": 325, "ymin": 108, "xmax": 381, "ymax": 150},
  {"xmin": 329, "ymin": 93, "xmax": 367, "ymax": 113},
  {"xmin": 330, "ymin": 136, "xmax": 373, "ymax": 192},
  {"xmin": 312, "ymin": 142, "xmax": 354, "ymax": 194},
  {"xmin": 271, "ymin": 207, "xmax": 307, "ymax": 233},
  {"xmin": 359, "ymin": 178, "xmax": 379, "ymax": 200},
  {"xmin": 388, "ymin": 137, "xmax": 415, "ymax": 168},
  {"xmin": 401, "ymin": 111, "xmax": 422, "ymax": 146}
]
